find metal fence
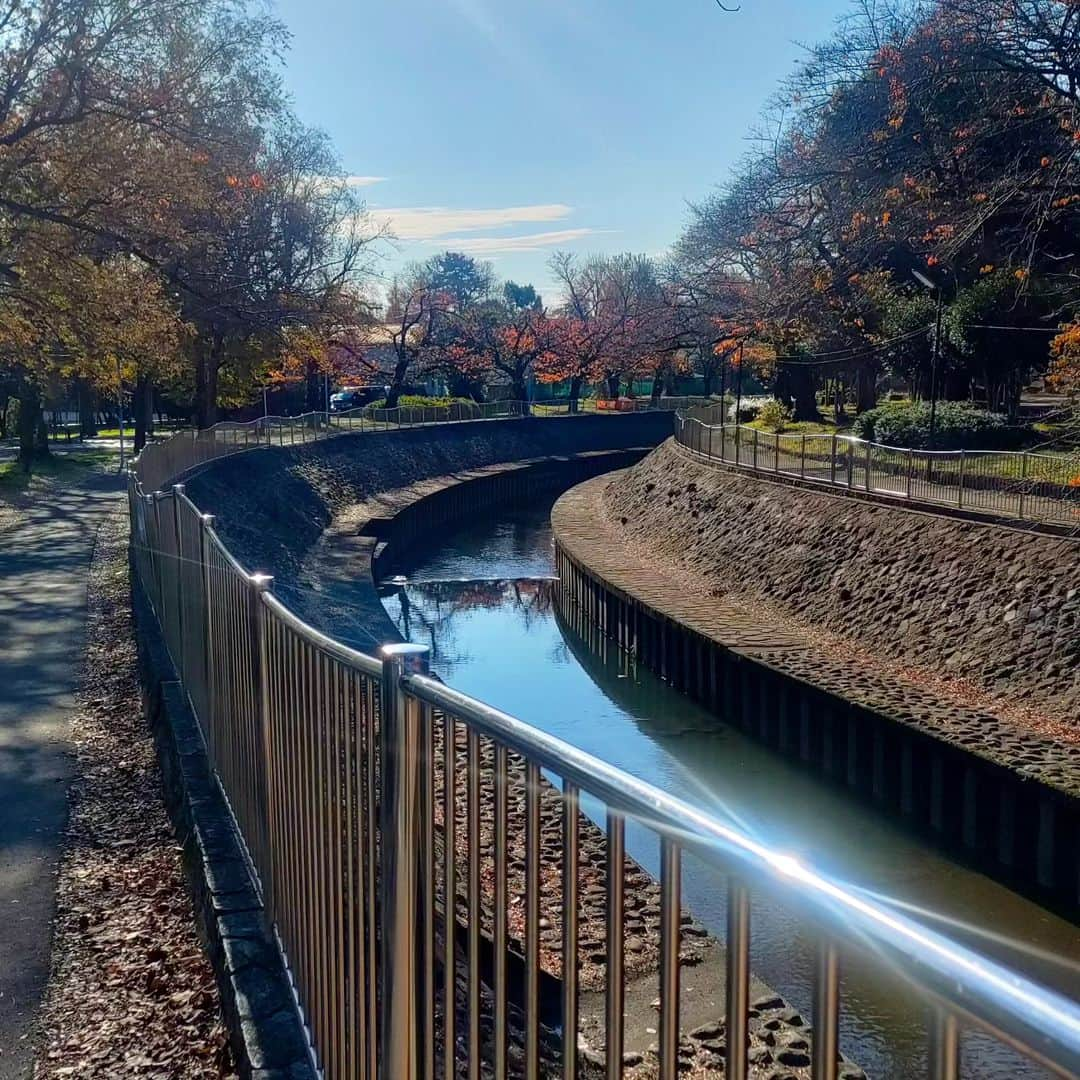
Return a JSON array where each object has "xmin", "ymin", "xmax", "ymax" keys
[
  {"xmin": 132, "ymin": 396, "xmax": 717, "ymax": 495},
  {"xmin": 674, "ymin": 407, "xmax": 1080, "ymax": 530},
  {"xmin": 127, "ymin": 416, "xmax": 1080, "ymax": 1080}
]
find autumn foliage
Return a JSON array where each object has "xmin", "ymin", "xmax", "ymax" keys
[{"xmin": 675, "ymin": 0, "xmax": 1080, "ymax": 419}]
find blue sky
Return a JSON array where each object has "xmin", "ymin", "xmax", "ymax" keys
[{"xmin": 272, "ymin": 0, "xmax": 853, "ymax": 304}]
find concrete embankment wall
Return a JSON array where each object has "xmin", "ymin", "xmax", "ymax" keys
[
  {"xmin": 183, "ymin": 413, "xmax": 671, "ymax": 601},
  {"xmin": 552, "ymin": 441, "xmax": 1080, "ymax": 915},
  {"xmin": 605, "ymin": 440, "xmax": 1079, "ymax": 723}
]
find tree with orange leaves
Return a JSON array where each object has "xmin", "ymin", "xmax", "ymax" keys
[{"xmin": 676, "ymin": 0, "xmax": 1080, "ymax": 419}]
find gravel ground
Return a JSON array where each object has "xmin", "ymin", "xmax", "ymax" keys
[{"xmin": 33, "ymin": 513, "xmax": 234, "ymax": 1079}]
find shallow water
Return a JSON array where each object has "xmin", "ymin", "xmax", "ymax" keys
[{"xmin": 378, "ymin": 493, "xmax": 1079, "ymax": 1079}]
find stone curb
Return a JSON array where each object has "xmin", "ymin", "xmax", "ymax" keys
[{"xmin": 129, "ymin": 566, "xmax": 316, "ymax": 1080}]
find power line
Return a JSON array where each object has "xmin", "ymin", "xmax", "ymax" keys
[
  {"xmin": 770, "ymin": 326, "xmax": 932, "ymax": 366},
  {"xmin": 963, "ymin": 323, "xmax": 1063, "ymax": 333}
]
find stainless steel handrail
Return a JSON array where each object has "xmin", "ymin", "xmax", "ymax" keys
[
  {"xmin": 125, "ymin": 405, "xmax": 1080, "ymax": 1080},
  {"xmin": 403, "ymin": 670, "xmax": 1080, "ymax": 1078}
]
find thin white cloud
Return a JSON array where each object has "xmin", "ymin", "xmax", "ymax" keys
[
  {"xmin": 368, "ymin": 204, "xmax": 573, "ymax": 241},
  {"xmin": 343, "ymin": 175, "xmax": 387, "ymax": 188},
  {"xmin": 438, "ymin": 228, "xmax": 609, "ymax": 255}
]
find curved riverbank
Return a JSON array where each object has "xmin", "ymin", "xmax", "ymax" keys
[{"xmin": 551, "ymin": 451, "xmax": 1080, "ymax": 915}]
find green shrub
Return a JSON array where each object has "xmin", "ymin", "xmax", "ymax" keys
[
  {"xmin": 756, "ymin": 399, "xmax": 793, "ymax": 433},
  {"xmin": 852, "ymin": 401, "xmax": 1029, "ymax": 450},
  {"xmin": 367, "ymin": 395, "xmax": 474, "ymax": 409}
]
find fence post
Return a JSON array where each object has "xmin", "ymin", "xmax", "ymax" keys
[
  {"xmin": 958, "ymin": 450, "xmax": 966, "ymax": 508},
  {"xmin": 1018, "ymin": 452, "xmax": 1028, "ymax": 519},
  {"xmin": 379, "ymin": 643, "xmax": 431, "ymax": 1080},
  {"xmin": 752, "ymin": 428, "xmax": 759, "ymax": 470},
  {"xmin": 249, "ymin": 572, "xmax": 274, "ymax": 912},
  {"xmin": 734, "ymin": 425, "xmax": 740, "ymax": 467},
  {"xmin": 847, "ymin": 442, "xmax": 854, "ymax": 490},
  {"xmin": 906, "ymin": 449, "xmax": 914, "ymax": 500},
  {"xmin": 864, "ymin": 441, "xmax": 872, "ymax": 492},
  {"xmin": 171, "ymin": 484, "xmax": 186, "ymax": 680},
  {"xmin": 720, "ymin": 420, "xmax": 726, "ymax": 462},
  {"xmin": 775, "ymin": 432, "xmax": 780, "ymax": 473},
  {"xmin": 800, "ymin": 434, "xmax": 807, "ymax": 480},
  {"xmin": 199, "ymin": 513, "xmax": 216, "ymax": 755},
  {"xmin": 830, "ymin": 434, "xmax": 837, "ymax": 484}
]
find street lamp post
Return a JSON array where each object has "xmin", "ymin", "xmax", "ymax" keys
[{"xmin": 116, "ymin": 356, "xmax": 125, "ymax": 472}]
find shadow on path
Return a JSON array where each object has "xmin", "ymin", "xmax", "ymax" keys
[{"xmin": 0, "ymin": 472, "xmax": 124, "ymax": 1078}]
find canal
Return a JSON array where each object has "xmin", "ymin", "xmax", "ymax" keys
[{"xmin": 377, "ymin": 489, "xmax": 1078, "ymax": 1079}]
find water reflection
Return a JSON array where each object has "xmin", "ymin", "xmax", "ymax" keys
[{"xmin": 378, "ymin": 496, "xmax": 1074, "ymax": 1079}]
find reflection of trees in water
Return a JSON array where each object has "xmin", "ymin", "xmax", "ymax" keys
[{"xmin": 385, "ymin": 578, "xmax": 557, "ymax": 667}]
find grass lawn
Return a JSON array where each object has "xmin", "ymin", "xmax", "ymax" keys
[{"xmin": 0, "ymin": 449, "xmax": 118, "ymax": 494}]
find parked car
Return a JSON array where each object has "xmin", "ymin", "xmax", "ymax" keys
[{"xmin": 329, "ymin": 386, "xmax": 387, "ymax": 412}]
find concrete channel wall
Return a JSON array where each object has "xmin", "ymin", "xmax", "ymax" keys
[{"xmin": 551, "ymin": 449, "xmax": 1080, "ymax": 917}]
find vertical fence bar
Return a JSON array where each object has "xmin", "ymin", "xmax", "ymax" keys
[
  {"xmin": 864, "ymin": 441, "xmax": 872, "ymax": 492},
  {"xmin": 801, "ymin": 434, "xmax": 807, "ymax": 480},
  {"xmin": 494, "ymin": 744, "xmax": 509, "ymax": 1080},
  {"xmin": 658, "ymin": 838, "xmax": 681, "ymax": 1080},
  {"xmin": 726, "ymin": 881, "xmax": 750, "ymax": 1080},
  {"xmin": 467, "ymin": 729, "xmax": 481, "ymax": 1080},
  {"xmin": 906, "ymin": 448, "xmax": 914, "ymax": 500},
  {"xmin": 830, "ymin": 434, "xmax": 837, "ymax": 484},
  {"xmin": 929, "ymin": 1010, "xmax": 960, "ymax": 1080},
  {"xmin": 421, "ymin": 702, "xmax": 436, "ymax": 1080},
  {"xmin": 1019, "ymin": 452, "xmax": 1028, "ymax": 519},
  {"xmin": 525, "ymin": 760, "xmax": 541, "ymax": 1080},
  {"xmin": 752, "ymin": 428, "xmax": 758, "ymax": 470},
  {"xmin": 443, "ymin": 718, "xmax": 457, "ymax": 1080},
  {"xmin": 171, "ymin": 484, "xmax": 186, "ymax": 680},
  {"xmin": 379, "ymin": 644, "xmax": 431, "ymax": 1080},
  {"xmin": 605, "ymin": 811, "xmax": 625, "ymax": 1079},
  {"xmin": 775, "ymin": 432, "xmax": 781, "ymax": 474},
  {"xmin": 958, "ymin": 450, "xmax": 966, "ymax": 508},
  {"xmin": 562, "ymin": 781, "xmax": 580, "ymax": 1080},
  {"xmin": 812, "ymin": 941, "xmax": 840, "ymax": 1080}
]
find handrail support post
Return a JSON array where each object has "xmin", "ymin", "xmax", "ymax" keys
[{"xmin": 379, "ymin": 643, "xmax": 431, "ymax": 1080}]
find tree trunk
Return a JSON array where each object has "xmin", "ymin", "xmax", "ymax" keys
[
  {"xmin": 511, "ymin": 376, "xmax": 529, "ymax": 404},
  {"xmin": 195, "ymin": 335, "xmax": 222, "ymax": 429},
  {"xmin": 568, "ymin": 374, "xmax": 583, "ymax": 414},
  {"xmin": 17, "ymin": 382, "xmax": 46, "ymax": 471},
  {"xmin": 78, "ymin": 380, "xmax": 98, "ymax": 437},
  {"xmin": 777, "ymin": 365, "xmax": 818, "ymax": 421},
  {"xmin": 305, "ymin": 362, "xmax": 325, "ymax": 412},
  {"xmin": 134, "ymin": 374, "xmax": 154, "ymax": 452},
  {"xmin": 386, "ymin": 352, "xmax": 411, "ymax": 408},
  {"xmin": 856, "ymin": 364, "xmax": 877, "ymax": 413},
  {"xmin": 650, "ymin": 376, "xmax": 663, "ymax": 404},
  {"xmin": 606, "ymin": 373, "xmax": 620, "ymax": 398},
  {"xmin": 0, "ymin": 396, "xmax": 9, "ymax": 440}
]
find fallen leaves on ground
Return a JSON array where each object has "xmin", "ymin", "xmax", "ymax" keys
[{"xmin": 34, "ymin": 513, "xmax": 235, "ymax": 1079}]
